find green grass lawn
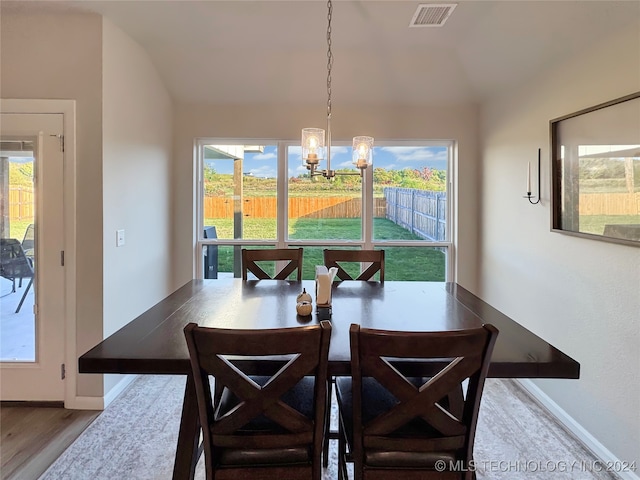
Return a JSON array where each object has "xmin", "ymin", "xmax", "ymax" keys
[
  {"xmin": 205, "ymin": 217, "xmax": 426, "ymax": 241},
  {"xmin": 203, "ymin": 217, "xmax": 445, "ymax": 281},
  {"xmin": 8, "ymin": 219, "xmax": 33, "ymax": 242},
  {"xmin": 578, "ymin": 215, "xmax": 640, "ymax": 235}
]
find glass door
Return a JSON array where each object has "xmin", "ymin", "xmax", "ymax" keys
[
  {"xmin": 1, "ymin": 138, "xmax": 36, "ymax": 361},
  {"xmin": 0, "ymin": 113, "xmax": 65, "ymax": 401}
]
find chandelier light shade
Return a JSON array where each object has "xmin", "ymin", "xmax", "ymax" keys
[
  {"xmin": 301, "ymin": 0, "xmax": 373, "ymax": 178},
  {"xmin": 302, "ymin": 128, "xmax": 325, "ymax": 167},
  {"xmin": 352, "ymin": 136, "xmax": 374, "ymax": 169}
]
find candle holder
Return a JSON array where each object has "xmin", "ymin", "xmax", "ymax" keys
[{"xmin": 524, "ymin": 148, "xmax": 541, "ymax": 204}]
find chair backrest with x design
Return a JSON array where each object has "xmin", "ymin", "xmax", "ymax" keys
[
  {"xmin": 241, "ymin": 248, "xmax": 304, "ymax": 281},
  {"xmin": 184, "ymin": 321, "xmax": 331, "ymax": 480},
  {"xmin": 348, "ymin": 323, "xmax": 498, "ymax": 479},
  {"xmin": 323, "ymin": 249, "xmax": 384, "ymax": 282}
]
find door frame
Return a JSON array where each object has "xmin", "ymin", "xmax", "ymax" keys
[{"xmin": 0, "ymin": 99, "xmax": 77, "ymax": 408}]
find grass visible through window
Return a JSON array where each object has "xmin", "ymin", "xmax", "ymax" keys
[{"xmin": 203, "ymin": 218, "xmax": 445, "ymax": 281}]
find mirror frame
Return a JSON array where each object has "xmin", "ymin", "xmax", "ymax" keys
[{"xmin": 550, "ymin": 92, "xmax": 640, "ymax": 247}]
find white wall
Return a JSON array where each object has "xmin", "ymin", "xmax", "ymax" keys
[
  {"xmin": 102, "ymin": 19, "xmax": 174, "ymax": 396},
  {"xmin": 0, "ymin": 9, "xmax": 105, "ymax": 398},
  {"xmin": 172, "ymin": 103, "xmax": 480, "ymax": 291},
  {"xmin": 1, "ymin": 10, "xmax": 175, "ymax": 401},
  {"xmin": 480, "ymin": 20, "xmax": 640, "ymax": 468}
]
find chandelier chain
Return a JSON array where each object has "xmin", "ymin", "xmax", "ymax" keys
[
  {"xmin": 301, "ymin": 0, "xmax": 372, "ymax": 179},
  {"xmin": 326, "ymin": 0, "xmax": 333, "ymax": 119}
]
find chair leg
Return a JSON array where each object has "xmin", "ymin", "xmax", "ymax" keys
[
  {"xmin": 337, "ymin": 414, "xmax": 347, "ymax": 480},
  {"xmin": 16, "ymin": 278, "xmax": 33, "ymax": 314},
  {"xmin": 322, "ymin": 377, "xmax": 334, "ymax": 467}
]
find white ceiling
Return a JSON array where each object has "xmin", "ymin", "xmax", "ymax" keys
[{"xmin": 7, "ymin": 1, "xmax": 640, "ymax": 106}]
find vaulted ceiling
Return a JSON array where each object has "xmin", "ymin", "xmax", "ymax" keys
[{"xmin": 6, "ymin": 1, "xmax": 640, "ymax": 106}]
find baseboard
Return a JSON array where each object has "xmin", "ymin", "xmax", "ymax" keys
[
  {"xmin": 67, "ymin": 374, "xmax": 139, "ymax": 411},
  {"xmin": 103, "ymin": 374, "xmax": 138, "ymax": 408},
  {"xmin": 517, "ymin": 379, "xmax": 639, "ymax": 480},
  {"xmin": 67, "ymin": 395, "xmax": 105, "ymax": 410}
]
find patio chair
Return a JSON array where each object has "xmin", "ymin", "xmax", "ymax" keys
[
  {"xmin": 336, "ymin": 324, "xmax": 498, "ymax": 480},
  {"xmin": 183, "ymin": 320, "xmax": 332, "ymax": 480},
  {"xmin": 18, "ymin": 223, "xmax": 35, "ymax": 288},
  {"xmin": 0, "ymin": 238, "xmax": 35, "ymax": 313},
  {"xmin": 21, "ymin": 223, "xmax": 35, "ymax": 258}
]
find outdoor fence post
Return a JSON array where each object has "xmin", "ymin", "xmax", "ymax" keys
[
  {"xmin": 411, "ymin": 189, "xmax": 415, "ymax": 235},
  {"xmin": 395, "ymin": 188, "xmax": 398, "ymax": 224},
  {"xmin": 435, "ymin": 193, "xmax": 441, "ymax": 241}
]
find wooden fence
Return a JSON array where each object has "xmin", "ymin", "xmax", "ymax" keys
[
  {"xmin": 204, "ymin": 196, "xmax": 386, "ymax": 219},
  {"xmin": 7, "ymin": 186, "xmax": 34, "ymax": 220},
  {"xmin": 202, "ymin": 191, "xmax": 639, "ymax": 227},
  {"xmin": 384, "ymin": 188, "xmax": 447, "ymax": 241},
  {"xmin": 579, "ymin": 192, "xmax": 640, "ymax": 215}
]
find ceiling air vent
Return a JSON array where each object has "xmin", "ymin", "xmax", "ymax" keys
[{"xmin": 409, "ymin": 4, "xmax": 457, "ymax": 27}]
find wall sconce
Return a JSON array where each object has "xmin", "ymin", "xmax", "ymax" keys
[{"xmin": 525, "ymin": 148, "xmax": 541, "ymax": 204}]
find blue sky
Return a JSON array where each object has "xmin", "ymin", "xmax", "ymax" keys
[{"xmin": 205, "ymin": 144, "xmax": 448, "ymax": 178}]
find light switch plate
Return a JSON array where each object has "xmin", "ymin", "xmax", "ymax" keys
[{"xmin": 116, "ymin": 229, "xmax": 125, "ymax": 247}]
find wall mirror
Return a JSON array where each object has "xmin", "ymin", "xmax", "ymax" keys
[{"xmin": 551, "ymin": 92, "xmax": 640, "ymax": 246}]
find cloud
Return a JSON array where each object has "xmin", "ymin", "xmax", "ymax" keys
[
  {"xmin": 288, "ymin": 145, "xmax": 349, "ymax": 154},
  {"xmin": 8, "ymin": 157, "xmax": 34, "ymax": 163},
  {"xmin": 247, "ymin": 165, "xmax": 277, "ymax": 178},
  {"xmin": 328, "ymin": 146, "xmax": 349, "ymax": 155},
  {"xmin": 288, "ymin": 146, "xmax": 302, "ymax": 162},
  {"xmin": 381, "ymin": 146, "xmax": 447, "ymax": 163},
  {"xmin": 288, "ymin": 165, "xmax": 310, "ymax": 177},
  {"xmin": 287, "ymin": 145, "xmax": 352, "ymax": 172},
  {"xmin": 336, "ymin": 159, "xmax": 355, "ymax": 169},
  {"xmin": 251, "ymin": 152, "xmax": 276, "ymax": 160}
]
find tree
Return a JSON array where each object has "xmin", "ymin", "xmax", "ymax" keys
[{"xmin": 9, "ymin": 162, "xmax": 34, "ymax": 187}]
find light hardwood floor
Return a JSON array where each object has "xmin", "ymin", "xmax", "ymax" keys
[{"xmin": 0, "ymin": 404, "xmax": 99, "ymax": 480}]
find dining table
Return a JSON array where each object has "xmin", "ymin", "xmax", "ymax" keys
[{"xmin": 79, "ymin": 278, "xmax": 580, "ymax": 480}]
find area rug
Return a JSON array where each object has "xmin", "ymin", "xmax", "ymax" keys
[{"xmin": 40, "ymin": 376, "xmax": 614, "ymax": 480}]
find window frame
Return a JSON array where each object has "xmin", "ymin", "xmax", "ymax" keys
[{"xmin": 194, "ymin": 138, "xmax": 455, "ymax": 280}]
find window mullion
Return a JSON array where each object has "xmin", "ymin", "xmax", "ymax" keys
[
  {"xmin": 363, "ymin": 163, "xmax": 373, "ymax": 249},
  {"xmin": 195, "ymin": 141, "xmax": 205, "ymax": 279},
  {"xmin": 277, "ymin": 142, "xmax": 288, "ymax": 248}
]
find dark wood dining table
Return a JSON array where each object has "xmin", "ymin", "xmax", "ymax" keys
[{"xmin": 79, "ymin": 279, "xmax": 580, "ymax": 480}]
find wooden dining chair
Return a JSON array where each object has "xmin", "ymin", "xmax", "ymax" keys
[
  {"xmin": 241, "ymin": 248, "xmax": 304, "ymax": 281},
  {"xmin": 321, "ymin": 248, "xmax": 385, "ymax": 465},
  {"xmin": 323, "ymin": 249, "xmax": 384, "ymax": 282},
  {"xmin": 336, "ymin": 324, "xmax": 498, "ymax": 480},
  {"xmin": 183, "ymin": 320, "xmax": 332, "ymax": 480}
]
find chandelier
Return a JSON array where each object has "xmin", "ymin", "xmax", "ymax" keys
[{"xmin": 302, "ymin": 0, "xmax": 374, "ymax": 179}]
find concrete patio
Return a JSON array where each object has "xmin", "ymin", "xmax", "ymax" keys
[{"xmin": 0, "ymin": 276, "xmax": 35, "ymax": 362}]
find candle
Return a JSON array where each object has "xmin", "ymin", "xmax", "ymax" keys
[{"xmin": 527, "ymin": 162, "xmax": 531, "ymax": 193}]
